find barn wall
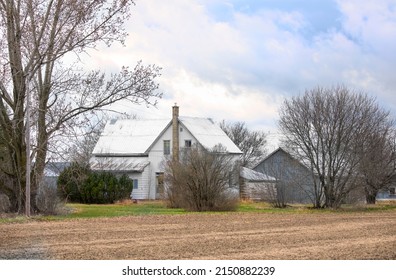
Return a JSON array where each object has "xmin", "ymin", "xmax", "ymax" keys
[
  {"xmin": 244, "ymin": 181, "xmax": 277, "ymax": 201},
  {"xmin": 254, "ymin": 149, "xmax": 315, "ymax": 204}
]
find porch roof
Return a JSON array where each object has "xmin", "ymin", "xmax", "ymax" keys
[{"xmin": 90, "ymin": 156, "xmax": 149, "ymax": 172}]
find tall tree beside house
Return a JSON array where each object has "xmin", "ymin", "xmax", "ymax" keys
[
  {"xmin": 279, "ymin": 85, "xmax": 394, "ymax": 208},
  {"xmin": 0, "ymin": 0, "xmax": 161, "ymax": 213},
  {"xmin": 220, "ymin": 121, "xmax": 267, "ymax": 168}
]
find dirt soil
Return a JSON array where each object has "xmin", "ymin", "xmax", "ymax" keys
[{"xmin": 0, "ymin": 211, "xmax": 395, "ymax": 260}]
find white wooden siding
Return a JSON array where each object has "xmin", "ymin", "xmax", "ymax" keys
[
  {"xmin": 147, "ymin": 122, "xmax": 197, "ymax": 199},
  {"xmin": 129, "ymin": 166, "xmax": 151, "ymax": 199}
]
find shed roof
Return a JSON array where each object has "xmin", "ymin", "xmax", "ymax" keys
[
  {"xmin": 90, "ymin": 156, "xmax": 149, "ymax": 172},
  {"xmin": 240, "ymin": 167, "xmax": 276, "ymax": 182}
]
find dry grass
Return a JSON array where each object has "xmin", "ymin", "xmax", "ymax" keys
[
  {"xmin": 377, "ymin": 199, "xmax": 396, "ymax": 205},
  {"xmin": 0, "ymin": 209, "xmax": 395, "ymax": 260}
]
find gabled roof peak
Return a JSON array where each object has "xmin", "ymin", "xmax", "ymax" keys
[{"xmin": 92, "ymin": 110, "xmax": 242, "ymax": 156}]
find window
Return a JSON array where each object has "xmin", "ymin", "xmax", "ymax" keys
[
  {"xmin": 133, "ymin": 179, "xmax": 138, "ymax": 190},
  {"xmin": 390, "ymin": 187, "xmax": 395, "ymax": 196},
  {"xmin": 163, "ymin": 140, "xmax": 170, "ymax": 155},
  {"xmin": 185, "ymin": 140, "xmax": 192, "ymax": 148}
]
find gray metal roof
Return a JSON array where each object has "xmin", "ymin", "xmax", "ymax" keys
[
  {"xmin": 240, "ymin": 167, "xmax": 276, "ymax": 182},
  {"xmin": 90, "ymin": 157, "xmax": 149, "ymax": 172}
]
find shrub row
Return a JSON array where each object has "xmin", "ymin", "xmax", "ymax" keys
[{"xmin": 57, "ymin": 162, "xmax": 133, "ymax": 204}]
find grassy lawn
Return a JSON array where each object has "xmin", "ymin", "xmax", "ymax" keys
[
  {"xmin": 65, "ymin": 201, "xmax": 186, "ymax": 218},
  {"xmin": 1, "ymin": 199, "xmax": 395, "ymax": 223},
  {"xmin": 47, "ymin": 201, "xmax": 328, "ymax": 220},
  {"xmin": 0, "ymin": 200, "xmax": 183, "ymax": 223}
]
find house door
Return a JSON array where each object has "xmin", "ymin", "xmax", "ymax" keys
[{"xmin": 156, "ymin": 172, "xmax": 164, "ymax": 199}]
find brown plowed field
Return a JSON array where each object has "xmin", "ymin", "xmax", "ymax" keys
[{"xmin": 0, "ymin": 211, "xmax": 395, "ymax": 260}]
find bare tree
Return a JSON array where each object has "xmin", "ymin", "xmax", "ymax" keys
[
  {"xmin": 359, "ymin": 127, "xmax": 396, "ymax": 204},
  {"xmin": 164, "ymin": 144, "xmax": 239, "ymax": 211},
  {"xmin": 220, "ymin": 120, "xmax": 267, "ymax": 167},
  {"xmin": 68, "ymin": 115, "xmax": 107, "ymax": 165},
  {"xmin": 0, "ymin": 0, "xmax": 162, "ymax": 213},
  {"xmin": 279, "ymin": 85, "xmax": 393, "ymax": 208}
]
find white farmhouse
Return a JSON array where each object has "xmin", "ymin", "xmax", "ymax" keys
[{"xmin": 90, "ymin": 105, "xmax": 242, "ymax": 199}]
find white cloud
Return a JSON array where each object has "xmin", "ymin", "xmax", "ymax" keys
[
  {"xmin": 82, "ymin": 0, "xmax": 396, "ymax": 151},
  {"xmin": 163, "ymin": 69, "xmax": 282, "ymax": 122},
  {"xmin": 334, "ymin": 0, "xmax": 396, "ymax": 106}
]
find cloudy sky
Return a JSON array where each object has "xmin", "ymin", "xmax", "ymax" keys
[{"xmin": 84, "ymin": 0, "xmax": 396, "ymax": 149}]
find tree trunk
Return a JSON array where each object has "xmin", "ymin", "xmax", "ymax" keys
[
  {"xmin": 365, "ymin": 192, "xmax": 377, "ymax": 204},
  {"xmin": 313, "ymin": 198, "xmax": 322, "ymax": 209},
  {"xmin": 30, "ymin": 84, "xmax": 51, "ymax": 213},
  {"xmin": 31, "ymin": 140, "xmax": 48, "ymax": 213},
  {"xmin": 325, "ymin": 192, "xmax": 337, "ymax": 208},
  {"xmin": 313, "ymin": 183, "xmax": 323, "ymax": 208},
  {"xmin": 11, "ymin": 141, "xmax": 26, "ymax": 214}
]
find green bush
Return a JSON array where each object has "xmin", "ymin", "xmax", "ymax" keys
[
  {"xmin": 57, "ymin": 162, "xmax": 90, "ymax": 203},
  {"xmin": 58, "ymin": 163, "xmax": 133, "ymax": 204},
  {"xmin": 81, "ymin": 172, "xmax": 133, "ymax": 204},
  {"xmin": 118, "ymin": 174, "xmax": 135, "ymax": 200}
]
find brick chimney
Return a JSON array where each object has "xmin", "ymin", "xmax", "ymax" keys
[{"xmin": 172, "ymin": 104, "xmax": 179, "ymax": 161}]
